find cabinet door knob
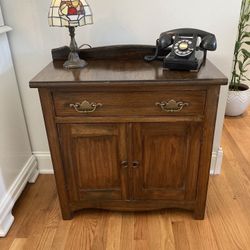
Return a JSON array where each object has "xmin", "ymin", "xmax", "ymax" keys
[
  {"xmin": 70, "ymin": 100, "xmax": 103, "ymax": 114},
  {"xmin": 132, "ymin": 161, "xmax": 140, "ymax": 168},
  {"xmin": 156, "ymin": 99, "xmax": 189, "ymax": 113},
  {"xmin": 121, "ymin": 161, "xmax": 129, "ymax": 169}
]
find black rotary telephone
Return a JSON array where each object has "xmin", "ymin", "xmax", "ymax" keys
[{"xmin": 144, "ymin": 28, "xmax": 217, "ymax": 71}]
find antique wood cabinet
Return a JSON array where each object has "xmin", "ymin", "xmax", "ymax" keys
[{"xmin": 30, "ymin": 45, "xmax": 227, "ymax": 220}]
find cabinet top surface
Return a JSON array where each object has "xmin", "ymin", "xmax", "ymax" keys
[{"xmin": 30, "ymin": 48, "xmax": 228, "ymax": 88}]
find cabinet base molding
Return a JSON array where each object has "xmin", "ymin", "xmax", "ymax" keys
[
  {"xmin": 0, "ymin": 155, "xmax": 38, "ymax": 237},
  {"xmin": 69, "ymin": 200, "xmax": 195, "ymax": 213}
]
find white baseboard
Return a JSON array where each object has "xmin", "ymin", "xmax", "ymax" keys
[
  {"xmin": 0, "ymin": 212, "xmax": 14, "ymax": 237},
  {"xmin": 210, "ymin": 147, "xmax": 224, "ymax": 175},
  {"xmin": 0, "ymin": 155, "xmax": 39, "ymax": 237},
  {"xmin": 32, "ymin": 152, "xmax": 54, "ymax": 174},
  {"xmin": 34, "ymin": 149, "xmax": 223, "ymax": 176}
]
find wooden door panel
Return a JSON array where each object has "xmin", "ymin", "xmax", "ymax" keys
[
  {"xmin": 143, "ymin": 133, "xmax": 187, "ymax": 189},
  {"xmin": 133, "ymin": 123, "xmax": 201, "ymax": 201},
  {"xmin": 58, "ymin": 123, "xmax": 128, "ymax": 202},
  {"xmin": 74, "ymin": 136, "xmax": 120, "ymax": 190}
]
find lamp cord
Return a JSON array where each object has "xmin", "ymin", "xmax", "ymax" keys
[{"xmin": 79, "ymin": 44, "xmax": 92, "ymax": 49}]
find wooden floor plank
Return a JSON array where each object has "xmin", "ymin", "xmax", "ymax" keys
[
  {"xmin": 172, "ymin": 221, "xmax": 190, "ymax": 250},
  {"xmin": 207, "ymin": 179, "xmax": 248, "ymax": 250},
  {"xmin": 7, "ymin": 176, "xmax": 45, "ymax": 237},
  {"xmin": 105, "ymin": 212, "xmax": 122, "ymax": 250},
  {"xmin": 159, "ymin": 211, "xmax": 175, "ymax": 250},
  {"xmin": 185, "ymin": 219, "xmax": 219, "ymax": 250},
  {"xmin": 50, "ymin": 220, "xmax": 72, "ymax": 250},
  {"xmin": 64, "ymin": 211, "xmax": 99, "ymax": 250},
  {"xmin": 134, "ymin": 212, "xmax": 149, "ymax": 241},
  {"xmin": 0, "ymin": 237, "xmax": 14, "ymax": 250},
  {"xmin": 147, "ymin": 212, "xmax": 163, "ymax": 250},
  {"xmin": 9, "ymin": 238, "xmax": 27, "ymax": 250},
  {"xmin": 35, "ymin": 228, "xmax": 57, "ymax": 250},
  {"xmin": 119, "ymin": 213, "xmax": 135, "ymax": 250},
  {"xmin": 1, "ymin": 109, "xmax": 250, "ymax": 250},
  {"xmin": 90, "ymin": 211, "xmax": 109, "ymax": 250}
]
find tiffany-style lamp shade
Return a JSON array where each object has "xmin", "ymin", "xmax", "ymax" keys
[{"xmin": 48, "ymin": 0, "xmax": 93, "ymax": 69}]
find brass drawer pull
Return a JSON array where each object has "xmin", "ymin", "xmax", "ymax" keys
[
  {"xmin": 156, "ymin": 99, "xmax": 189, "ymax": 113},
  {"xmin": 121, "ymin": 161, "xmax": 129, "ymax": 169},
  {"xmin": 132, "ymin": 161, "xmax": 140, "ymax": 169},
  {"xmin": 70, "ymin": 100, "xmax": 103, "ymax": 114}
]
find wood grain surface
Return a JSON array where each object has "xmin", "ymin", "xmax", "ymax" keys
[
  {"xmin": 58, "ymin": 123, "xmax": 127, "ymax": 202},
  {"xmin": 132, "ymin": 122, "xmax": 201, "ymax": 201},
  {"xmin": 29, "ymin": 59, "xmax": 227, "ymax": 88},
  {"xmin": 1, "ymin": 109, "xmax": 250, "ymax": 249},
  {"xmin": 29, "ymin": 45, "xmax": 227, "ymax": 88},
  {"xmin": 53, "ymin": 90, "xmax": 206, "ymax": 117}
]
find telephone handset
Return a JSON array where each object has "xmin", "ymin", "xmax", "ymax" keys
[{"xmin": 144, "ymin": 28, "xmax": 217, "ymax": 71}]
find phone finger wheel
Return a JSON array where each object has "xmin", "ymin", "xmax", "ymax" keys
[{"xmin": 174, "ymin": 39, "xmax": 194, "ymax": 57}]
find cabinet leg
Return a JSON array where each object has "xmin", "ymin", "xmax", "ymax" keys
[
  {"xmin": 193, "ymin": 207, "xmax": 206, "ymax": 220},
  {"xmin": 61, "ymin": 209, "xmax": 73, "ymax": 220},
  {"xmin": 60, "ymin": 204, "xmax": 73, "ymax": 220}
]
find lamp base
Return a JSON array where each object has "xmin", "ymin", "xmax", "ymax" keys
[{"xmin": 63, "ymin": 51, "xmax": 87, "ymax": 69}]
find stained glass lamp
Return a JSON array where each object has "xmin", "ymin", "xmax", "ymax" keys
[{"xmin": 48, "ymin": 0, "xmax": 93, "ymax": 69}]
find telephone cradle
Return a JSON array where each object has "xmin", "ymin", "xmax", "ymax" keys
[{"xmin": 144, "ymin": 28, "xmax": 217, "ymax": 72}]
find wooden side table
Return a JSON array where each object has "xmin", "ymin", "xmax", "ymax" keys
[{"xmin": 30, "ymin": 45, "xmax": 227, "ymax": 219}]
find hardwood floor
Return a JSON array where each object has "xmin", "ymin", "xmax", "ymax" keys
[{"xmin": 1, "ymin": 109, "xmax": 250, "ymax": 250}]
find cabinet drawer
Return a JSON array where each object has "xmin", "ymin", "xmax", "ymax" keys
[{"xmin": 53, "ymin": 91, "xmax": 206, "ymax": 117}]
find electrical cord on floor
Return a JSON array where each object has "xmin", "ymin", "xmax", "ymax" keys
[{"xmin": 79, "ymin": 44, "xmax": 92, "ymax": 49}]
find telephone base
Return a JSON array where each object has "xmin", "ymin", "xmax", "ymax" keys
[
  {"xmin": 163, "ymin": 50, "xmax": 204, "ymax": 72},
  {"xmin": 163, "ymin": 67, "xmax": 200, "ymax": 73}
]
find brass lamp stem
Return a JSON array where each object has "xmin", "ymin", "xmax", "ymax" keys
[{"xmin": 63, "ymin": 26, "xmax": 87, "ymax": 69}]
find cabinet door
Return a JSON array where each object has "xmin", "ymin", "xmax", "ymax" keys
[
  {"xmin": 58, "ymin": 123, "xmax": 128, "ymax": 202},
  {"xmin": 132, "ymin": 123, "xmax": 202, "ymax": 201}
]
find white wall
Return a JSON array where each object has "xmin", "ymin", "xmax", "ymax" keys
[{"xmin": 0, "ymin": 0, "xmax": 242, "ymax": 172}]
